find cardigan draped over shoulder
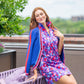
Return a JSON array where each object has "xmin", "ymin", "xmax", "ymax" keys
[{"xmin": 25, "ymin": 27, "xmax": 65, "ymax": 75}]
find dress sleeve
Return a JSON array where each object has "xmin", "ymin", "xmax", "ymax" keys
[
  {"xmin": 25, "ymin": 30, "xmax": 36, "ymax": 75},
  {"xmin": 58, "ymin": 36, "xmax": 65, "ymax": 64}
]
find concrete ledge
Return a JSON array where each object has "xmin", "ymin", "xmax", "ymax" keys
[
  {"xmin": 64, "ymin": 37, "xmax": 84, "ymax": 44},
  {"xmin": 0, "ymin": 35, "xmax": 84, "ymax": 44}
]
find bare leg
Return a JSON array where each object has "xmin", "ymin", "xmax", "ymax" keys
[{"xmin": 52, "ymin": 74, "xmax": 77, "ymax": 84}]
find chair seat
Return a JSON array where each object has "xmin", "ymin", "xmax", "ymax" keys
[{"xmin": 0, "ymin": 66, "xmax": 47, "ymax": 84}]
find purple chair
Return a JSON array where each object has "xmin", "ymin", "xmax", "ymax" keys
[{"xmin": 0, "ymin": 66, "xmax": 47, "ymax": 84}]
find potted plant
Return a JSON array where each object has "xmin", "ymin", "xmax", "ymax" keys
[{"xmin": 0, "ymin": 42, "xmax": 4, "ymax": 53}]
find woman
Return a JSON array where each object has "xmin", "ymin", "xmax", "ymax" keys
[{"xmin": 25, "ymin": 7, "xmax": 77, "ymax": 84}]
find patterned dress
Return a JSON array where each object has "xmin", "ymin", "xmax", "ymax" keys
[{"xmin": 38, "ymin": 22, "xmax": 72, "ymax": 84}]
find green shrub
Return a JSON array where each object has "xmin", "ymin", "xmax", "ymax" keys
[{"xmin": 0, "ymin": 0, "xmax": 29, "ymax": 36}]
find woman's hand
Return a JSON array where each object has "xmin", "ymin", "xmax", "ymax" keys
[
  {"xmin": 53, "ymin": 29, "xmax": 64, "ymax": 39},
  {"xmin": 26, "ymin": 73, "xmax": 37, "ymax": 82},
  {"xmin": 26, "ymin": 68, "xmax": 37, "ymax": 82}
]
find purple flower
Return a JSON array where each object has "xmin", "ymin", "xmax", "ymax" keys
[{"xmin": 0, "ymin": 43, "xmax": 4, "ymax": 48}]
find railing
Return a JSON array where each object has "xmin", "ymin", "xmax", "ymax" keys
[
  {"xmin": 2, "ymin": 43, "xmax": 84, "ymax": 84},
  {"xmin": 64, "ymin": 34, "xmax": 84, "ymax": 37}
]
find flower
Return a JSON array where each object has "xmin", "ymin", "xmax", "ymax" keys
[{"xmin": 0, "ymin": 42, "xmax": 5, "ymax": 53}]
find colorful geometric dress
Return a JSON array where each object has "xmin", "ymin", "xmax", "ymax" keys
[{"xmin": 38, "ymin": 22, "xmax": 72, "ymax": 84}]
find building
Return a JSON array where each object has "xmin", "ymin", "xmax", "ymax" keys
[{"xmin": 71, "ymin": 16, "xmax": 84, "ymax": 21}]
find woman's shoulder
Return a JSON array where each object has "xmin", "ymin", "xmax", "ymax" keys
[
  {"xmin": 32, "ymin": 27, "xmax": 39, "ymax": 32},
  {"xmin": 30, "ymin": 27, "xmax": 39, "ymax": 36}
]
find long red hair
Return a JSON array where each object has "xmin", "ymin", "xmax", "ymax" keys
[{"xmin": 30, "ymin": 7, "xmax": 57, "ymax": 30}]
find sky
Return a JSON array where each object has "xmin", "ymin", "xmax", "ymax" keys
[{"xmin": 17, "ymin": 0, "xmax": 84, "ymax": 19}]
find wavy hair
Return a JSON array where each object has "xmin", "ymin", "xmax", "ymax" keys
[{"xmin": 30, "ymin": 7, "xmax": 57, "ymax": 30}]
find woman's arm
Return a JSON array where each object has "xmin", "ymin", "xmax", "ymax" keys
[
  {"xmin": 58, "ymin": 36, "xmax": 64, "ymax": 55},
  {"xmin": 34, "ymin": 68, "xmax": 37, "ymax": 75},
  {"xmin": 53, "ymin": 29, "xmax": 64, "ymax": 55}
]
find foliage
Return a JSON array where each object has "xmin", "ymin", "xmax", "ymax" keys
[
  {"xmin": 21, "ymin": 18, "xmax": 30, "ymax": 32},
  {"xmin": 50, "ymin": 18, "xmax": 84, "ymax": 34},
  {"xmin": 0, "ymin": 0, "xmax": 29, "ymax": 36}
]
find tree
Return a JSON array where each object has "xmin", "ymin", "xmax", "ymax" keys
[{"xmin": 0, "ymin": 0, "xmax": 29, "ymax": 36}]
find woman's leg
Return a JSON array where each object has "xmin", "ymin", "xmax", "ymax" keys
[{"xmin": 52, "ymin": 74, "xmax": 77, "ymax": 84}]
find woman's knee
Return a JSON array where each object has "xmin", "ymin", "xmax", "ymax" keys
[
  {"xmin": 67, "ymin": 76, "xmax": 77, "ymax": 84},
  {"xmin": 53, "ymin": 79, "xmax": 77, "ymax": 84},
  {"xmin": 69, "ymin": 75, "xmax": 77, "ymax": 84},
  {"xmin": 68, "ymin": 80, "xmax": 77, "ymax": 84},
  {"xmin": 55, "ymin": 74, "xmax": 77, "ymax": 84}
]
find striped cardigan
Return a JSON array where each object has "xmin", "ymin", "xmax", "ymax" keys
[{"xmin": 25, "ymin": 27, "xmax": 65, "ymax": 75}]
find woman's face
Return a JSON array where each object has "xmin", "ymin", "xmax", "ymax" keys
[{"xmin": 35, "ymin": 9, "xmax": 46, "ymax": 24}]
